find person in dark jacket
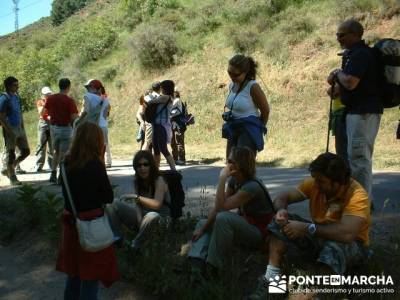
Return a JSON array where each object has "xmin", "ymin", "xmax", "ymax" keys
[
  {"xmin": 327, "ymin": 19, "xmax": 383, "ymax": 205},
  {"xmin": 57, "ymin": 122, "xmax": 119, "ymax": 299}
]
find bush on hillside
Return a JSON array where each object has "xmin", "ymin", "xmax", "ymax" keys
[
  {"xmin": 55, "ymin": 19, "xmax": 117, "ymax": 62},
  {"xmin": 51, "ymin": 0, "xmax": 94, "ymax": 26},
  {"xmin": 227, "ymin": 27, "xmax": 260, "ymax": 54},
  {"xmin": 129, "ymin": 24, "xmax": 180, "ymax": 70}
]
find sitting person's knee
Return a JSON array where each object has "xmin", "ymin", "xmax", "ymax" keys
[{"xmin": 215, "ymin": 211, "xmax": 232, "ymax": 224}]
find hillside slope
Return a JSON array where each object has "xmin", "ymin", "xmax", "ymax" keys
[{"xmin": 1, "ymin": 0, "xmax": 399, "ymax": 169}]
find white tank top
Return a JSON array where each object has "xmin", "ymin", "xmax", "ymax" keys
[{"xmin": 225, "ymin": 80, "xmax": 260, "ymax": 118}]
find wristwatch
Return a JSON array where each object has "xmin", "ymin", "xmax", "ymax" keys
[
  {"xmin": 307, "ymin": 223, "xmax": 317, "ymax": 236},
  {"xmin": 134, "ymin": 194, "xmax": 140, "ymax": 204}
]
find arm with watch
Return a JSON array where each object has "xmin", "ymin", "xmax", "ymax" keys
[{"xmin": 273, "ymin": 188, "xmax": 365, "ymax": 243}]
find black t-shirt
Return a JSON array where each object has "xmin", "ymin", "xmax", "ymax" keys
[
  {"xmin": 61, "ymin": 159, "xmax": 114, "ymax": 213},
  {"xmin": 340, "ymin": 40, "xmax": 383, "ymax": 114}
]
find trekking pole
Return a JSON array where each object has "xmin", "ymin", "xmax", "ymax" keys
[{"xmin": 326, "ymin": 82, "xmax": 335, "ymax": 153}]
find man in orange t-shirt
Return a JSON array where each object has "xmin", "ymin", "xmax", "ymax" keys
[
  {"xmin": 34, "ymin": 87, "xmax": 53, "ymax": 172},
  {"xmin": 250, "ymin": 153, "xmax": 370, "ymax": 300}
]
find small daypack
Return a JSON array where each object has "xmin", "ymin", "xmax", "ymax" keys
[
  {"xmin": 160, "ymin": 170, "xmax": 185, "ymax": 219},
  {"xmin": 373, "ymin": 38, "xmax": 400, "ymax": 109},
  {"xmin": 0, "ymin": 93, "xmax": 12, "ymax": 120}
]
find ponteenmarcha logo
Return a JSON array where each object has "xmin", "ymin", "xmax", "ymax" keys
[{"xmin": 268, "ymin": 275, "xmax": 287, "ymax": 294}]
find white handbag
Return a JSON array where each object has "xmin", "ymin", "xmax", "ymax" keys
[{"xmin": 61, "ymin": 163, "xmax": 114, "ymax": 252}]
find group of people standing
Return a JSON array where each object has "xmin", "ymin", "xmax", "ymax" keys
[
  {"xmin": 0, "ymin": 77, "xmax": 112, "ymax": 185},
  {"xmin": 136, "ymin": 80, "xmax": 187, "ymax": 170}
]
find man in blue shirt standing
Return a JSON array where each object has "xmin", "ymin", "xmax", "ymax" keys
[
  {"xmin": 0, "ymin": 76, "xmax": 30, "ymax": 185},
  {"xmin": 327, "ymin": 19, "xmax": 382, "ymax": 207}
]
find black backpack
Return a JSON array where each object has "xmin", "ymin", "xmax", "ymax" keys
[
  {"xmin": 160, "ymin": 170, "xmax": 185, "ymax": 219},
  {"xmin": 373, "ymin": 38, "xmax": 400, "ymax": 109}
]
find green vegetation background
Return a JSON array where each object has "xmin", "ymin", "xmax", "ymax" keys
[{"xmin": 0, "ymin": 0, "xmax": 399, "ymax": 169}]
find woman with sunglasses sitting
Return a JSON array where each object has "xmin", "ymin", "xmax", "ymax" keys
[
  {"xmin": 222, "ymin": 54, "xmax": 270, "ymax": 160},
  {"xmin": 187, "ymin": 147, "xmax": 275, "ymax": 276},
  {"xmin": 107, "ymin": 150, "xmax": 170, "ymax": 250}
]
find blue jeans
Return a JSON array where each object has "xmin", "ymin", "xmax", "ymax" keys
[{"xmin": 64, "ymin": 276, "xmax": 99, "ymax": 300}]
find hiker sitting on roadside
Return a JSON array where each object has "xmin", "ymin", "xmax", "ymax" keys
[
  {"xmin": 187, "ymin": 146, "xmax": 274, "ymax": 276},
  {"xmin": 249, "ymin": 152, "xmax": 370, "ymax": 300},
  {"xmin": 106, "ymin": 150, "xmax": 171, "ymax": 251}
]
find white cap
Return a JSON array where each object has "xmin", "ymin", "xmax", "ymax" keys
[{"xmin": 41, "ymin": 86, "xmax": 53, "ymax": 95}]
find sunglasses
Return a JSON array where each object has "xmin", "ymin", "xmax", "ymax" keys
[
  {"xmin": 227, "ymin": 159, "xmax": 236, "ymax": 164},
  {"xmin": 336, "ymin": 32, "xmax": 349, "ymax": 38},
  {"xmin": 228, "ymin": 70, "xmax": 243, "ymax": 78},
  {"xmin": 136, "ymin": 162, "xmax": 150, "ymax": 167}
]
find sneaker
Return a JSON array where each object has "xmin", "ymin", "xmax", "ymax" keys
[
  {"xmin": 9, "ymin": 175, "xmax": 22, "ymax": 186},
  {"xmin": 1, "ymin": 169, "xmax": 9, "ymax": 178},
  {"xmin": 247, "ymin": 276, "xmax": 270, "ymax": 300},
  {"xmin": 176, "ymin": 160, "xmax": 186, "ymax": 166},
  {"xmin": 15, "ymin": 166, "xmax": 27, "ymax": 174},
  {"xmin": 49, "ymin": 171, "xmax": 57, "ymax": 184}
]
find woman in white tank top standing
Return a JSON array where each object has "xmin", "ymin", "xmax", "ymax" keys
[{"xmin": 222, "ymin": 55, "xmax": 270, "ymax": 159}]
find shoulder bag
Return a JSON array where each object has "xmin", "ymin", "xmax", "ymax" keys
[{"xmin": 60, "ymin": 163, "xmax": 114, "ymax": 252}]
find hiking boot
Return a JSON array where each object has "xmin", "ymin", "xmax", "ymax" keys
[
  {"xmin": 15, "ymin": 165, "xmax": 27, "ymax": 174},
  {"xmin": 247, "ymin": 276, "xmax": 270, "ymax": 300},
  {"xmin": 49, "ymin": 171, "xmax": 57, "ymax": 184},
  {"xmin": 1, "ymin": 169, "xmax": 9, "ymax": 178},
  {"xmin": 9, "ymin": 175, "xmax": 22, "ymax": 186}
]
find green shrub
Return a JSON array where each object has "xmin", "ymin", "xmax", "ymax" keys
[
  {"xmin": 102, "ymin": 67, "xmax": 118, "ymax": 81},
  {"xmin": 128, "ymin": 24, "xmax": 180, "ymax": 70},
  {"xmin": 56, "ymin": 19, "xmax": 117, "ymax": 62},
  {"xmin": 227, "ymin": 27, "xmax": 260, "ymax": 54}
]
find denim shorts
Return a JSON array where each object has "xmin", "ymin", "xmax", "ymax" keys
[{"xmin": 268, "ymin": 214, "xmax": 368, "ymax": 274}]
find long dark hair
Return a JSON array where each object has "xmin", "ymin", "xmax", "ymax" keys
[
  {"xmin": 132, "ymin": 150, "xmax": 159, "ymax": 196},
  {"xmin": 229, "ymin": 54, "xmax": 258, "ymax": 81}
]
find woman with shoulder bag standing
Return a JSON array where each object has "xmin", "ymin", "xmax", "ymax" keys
[
  {"xmin": 222, "ymin": 54, "xmax": 270, "ymax": 160},
  {"xmin": 56, "ymin": 122, "xmax": 119, "ymax": 299},
  {"xmin": 106, "ymin": 150, "xmax": 171, "ymax": 251}
]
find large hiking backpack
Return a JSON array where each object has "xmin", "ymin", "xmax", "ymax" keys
[
  {"xmin": 160, "ymin": 170, "xmax": 185, "ymax": 219},
  {"xmin": 373, "ymin": 38, "xmax": 400, "ymax": 108}
]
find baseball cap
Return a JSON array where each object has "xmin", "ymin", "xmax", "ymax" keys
[
  {"xmin": 41, "ymin": 86, "xmax": 53, "ymax": 95},
  {"xmin": 84, "ymin": 79, "xmax": 103, "ymax": 90}
]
